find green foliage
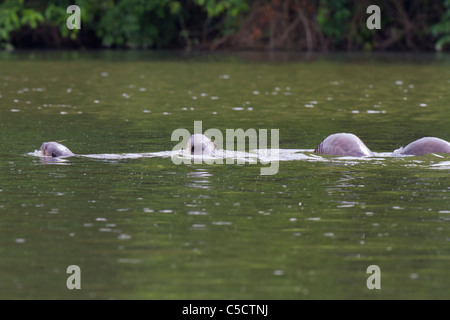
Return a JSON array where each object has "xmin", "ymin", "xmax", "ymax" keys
[
  {"xmin": 195, "ymin": 0, "xmax": 249, "ymax": 17},
  {"xmin": 317, "ymin": 0, "xmax": 351, "ymax": 44},
  {"xmin": 0, "ymin": 0, "xmax": 43, "ymax": 47},
  {"xmin": 0, "ymin": 0, "xmax": 449, "ymax": 51},
  {"xmin": 21, "ymin": 9, "xmax": 44, "ymax": 28},
  {"xmin": 0, "ymin": 0, "xmax": 252, "ymax": 49},
  {"xmin": 44, "ymin": 3, "xmax": 76, "ymax": 39},
  {"xmin": 193, "ymin": 0, "xmax": 249, "ymax": 38},
  {"xmin": 77, "ymin": 0, "xmax": 161, "ymax": 48},
  {"xmin": 76, "ymin": 0, "xmax": 250, "ymax": 48},
  {"xmin": 430, "ymin": 0, "xmax": 450, "ymax": 51}
]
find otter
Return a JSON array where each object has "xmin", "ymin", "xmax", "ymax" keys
[
  {"xmin": 396, "ymin": 137, "xmax": 450, "ymax": 156},
  {"xmin": 315, "ymin": 133, "xmax": 450, "ymax": 157},
  {"xmin": 41, "ymin": 142, "xmax": 75, "ymax": 158},
  {"xmin": 38, "ymin": 133, "xmax": 449, "ymax": 159},
  {"xmin": 314, "ymin": 133, "xmax": 373, "ymax": 157},
  {"xmin": 185, "ymin": 134, "xmax": 216, "ymax": 155},
  {"xmin": 39, "ymin": 134, "xmax": 217, "ymax": 158}
]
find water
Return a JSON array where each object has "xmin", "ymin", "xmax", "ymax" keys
[{"xmin": 0, "ymin": 51, "xmax": 449, "ymax": 299}]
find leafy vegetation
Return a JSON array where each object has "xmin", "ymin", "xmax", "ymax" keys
[
  {"xmin": 0, "ymin": 0, "xmax": 44, "ymax": 49},
  {"xmin": 430, "ymin": 0, "xmax": 450, "ymax": 51},
  {"xmin": 0, "ymin": 0, "xmax": 449, "ymax": 51}
]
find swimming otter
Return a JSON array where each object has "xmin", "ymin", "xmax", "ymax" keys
[
  {"xmin": 314, "ymin": 133, "xmax": 372, "ymax": 157},
  {"xmin": 396, "ymin": 137, "xmax": 450, "ymax": 156},
  {"xmin": 185, "ymin": 134, "xmax": 216, "ymax": 155},
  {"xmin": 39, "ymin": 135, "xmax": 217, "ymax": 158},
  {"xmin": 315, "ymin": 133, "xmax": 450, "ymax": 157},
  {"xmin": 41, "ymin": 142, "xmax": 75, "ymax": 157},
  {"xmin": 38, "ymin": 133, "xmax": 449, "ymax": 159}
]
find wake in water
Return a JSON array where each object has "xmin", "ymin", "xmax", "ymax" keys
[
  {"xmin": 27, "ymin": 147, "xmax": 449, "ymax": 169},
  {"xmin": 28, "ymin": 133, "xmax": 450, "ymax": 171}
]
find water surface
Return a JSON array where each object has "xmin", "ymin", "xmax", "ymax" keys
[{"xmin": 0, "ymin": 51, "xmax": 449, "ymax": 299}]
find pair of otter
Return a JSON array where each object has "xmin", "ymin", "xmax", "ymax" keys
[
  {"xmin": 314, "ymin": 133, "xmax": 450, "ymax": 157},
  {"xmin": 41, "ymin": 133, "xmax": 450, "ymax": 158},
  {"xmin": 40, "ymin": 134, "xmax": 216, "ymax": 158}
]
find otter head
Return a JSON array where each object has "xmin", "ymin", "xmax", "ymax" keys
[
  {"xmin": 41, "ymin": 142, "xmax": 75, "ymax": 158},
  {"xmin": 397, "ymin": 137, "xmax": 450, "ymax": 156},
  {"xmin": 185, "ymin": 134, "xmax": 216, "ymax": 156},
  {"xmin": 314, "ymin": 133, "xmax": 372, "ymax": 157}
]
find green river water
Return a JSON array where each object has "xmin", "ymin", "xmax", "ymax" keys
[{"xmin": 0, "ymin": 51, "xmax": 448, "ymax": 299}]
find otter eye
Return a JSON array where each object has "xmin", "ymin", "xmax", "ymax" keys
[{"xmin": 52, "ymin": 153, "xmax": 56, "ymax": 157}]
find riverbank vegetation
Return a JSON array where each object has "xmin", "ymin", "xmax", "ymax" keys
[{"xmin": 1, "ymin": 0, "xmax": 449, "ymax": 51}]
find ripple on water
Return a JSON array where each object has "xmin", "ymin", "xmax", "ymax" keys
[
  {"xmin": 118, "ymin": 234, "xmax": 132, "ymax": 240},
  {"xmin": 191, "ymin": 224, "xmax": 207, "ymax": 229},
  {"xmin": 117, "ymin": 258, "xmax": 142, "ymax": 264},
  {"xmin": 48, "ymin": 208, "xmax": 59, "ymax": 214},
  {"xmin": 430, "ymin": 161, "xmax": 450, "ymax": 170},
  {"xmin": 187, "ymin": 211, "xmax": 208, "ymax": 215},
  {"xmin": 273, "ymin": 270, "xmax": 284, "ymax": 276},
  {"xmin": 211, "ymin": 221, "xmax": 232, "ymax": 226}
]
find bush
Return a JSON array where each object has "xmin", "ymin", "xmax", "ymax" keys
[
  {"xmin": 0, "ymin": 0, "xmax": 44, "ymax": 49},
  {"xmin": 430, "ymin": 0, "xmax": 450, "ymax": 51},
  {"xmin": 0, "ymin": 0, "xmax": 449, "ymax": 51}
]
